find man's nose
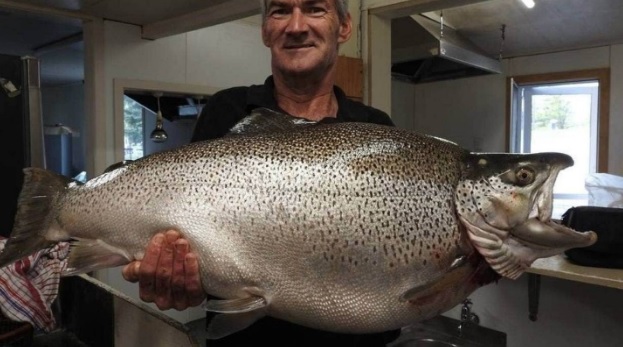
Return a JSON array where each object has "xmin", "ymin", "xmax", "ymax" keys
[{"xmin": 285, "ymin": 9, "xmax": 308, "ymax": 34}]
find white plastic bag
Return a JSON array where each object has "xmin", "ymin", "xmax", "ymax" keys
[{"xmin": 585, "ymin": 173, "xmax": 623, "ymax": 208}]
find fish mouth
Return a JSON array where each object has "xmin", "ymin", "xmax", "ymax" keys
[
  {"xmin": 512, "ymin": 180, "xmax": 597, "ymax": 251},
  {"xmin": 460, "ymin": 210, "xmax": 597, "ymax": 279},
  {"xmin": 510, "ymin": 218, "xmax": 597, "ymax": 250}
]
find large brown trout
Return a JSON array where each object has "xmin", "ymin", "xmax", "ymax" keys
[{"xmin": 0, "ymin": 108, "xmax": 596, "ymax": 339}]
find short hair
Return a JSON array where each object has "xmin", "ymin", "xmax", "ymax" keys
[{"xmin": 260, "ymin": 0, "xmax": 349, "ymax": 24}]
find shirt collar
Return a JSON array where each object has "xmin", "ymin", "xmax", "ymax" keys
[
  {"xmin": 246, "ymin": 76, "xmax": 279, "ymax": 112},
  {"xmin": 246, "ymin": 75, "xmax": 351, "ymax": 120}
]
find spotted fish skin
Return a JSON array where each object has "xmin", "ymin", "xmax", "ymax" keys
[{"xmin": 0, "ymin": 113, "xmax": 593, "ymax": 338}]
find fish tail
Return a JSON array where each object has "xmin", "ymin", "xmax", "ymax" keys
[{"xmin": 0, "ymin": 168, "xmax": 73, "ymax": 268}]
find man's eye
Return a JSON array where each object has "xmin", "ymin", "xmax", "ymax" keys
[
  {"xmin": 269, "ymin": 8, "xmax": 289, "ymax": 18},
  {"xmin": 307, "ymin": 7, "xmax": 327, "ymax": 16}
]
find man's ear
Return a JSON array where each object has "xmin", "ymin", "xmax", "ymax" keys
[{"xmin": 338, "ymin": 13, "xmax": 352, "ymax": 43}]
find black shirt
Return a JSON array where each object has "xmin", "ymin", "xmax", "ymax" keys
[
  {"xmin": 191, "ymin": 76, "xmax": 394, "ymax": 142},
  {"xmin": 191, "ymin": 76, "xmax": 400, "ymax": 347}
]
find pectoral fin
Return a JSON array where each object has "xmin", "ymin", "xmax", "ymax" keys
[
  {"xmin": 206, "ymin": 309, "xmax": 267, "ymax": 340},
  {"xmin": 202, "ymin": 296, "xmax": 267, "ymax": 313},
  {"xmin": 63, "ymin": 238, "xmax": 132, "ymax": 276},
  {"xmin": 203, "ymin": 294, "xmax": 268, "ymax": 340},
  {"xmin": 400, "ymin": 255, "xmax": 469, "ymax": 303}
]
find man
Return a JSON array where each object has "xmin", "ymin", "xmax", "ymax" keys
[{"xmin": 123, "ymin": 0, "xmax": 399, "ymax": 345}]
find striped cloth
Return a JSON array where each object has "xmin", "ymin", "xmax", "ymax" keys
[{"xmin": 0, "ymin": 238, "xmax": 69, "ymax": 332}]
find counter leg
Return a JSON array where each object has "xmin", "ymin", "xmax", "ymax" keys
[{"xmin": 528, "ymin": 273, "xmax": 541, "ymax": 321}]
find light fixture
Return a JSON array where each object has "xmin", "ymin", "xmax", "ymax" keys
[
  {"xmin": 0, "ymin": 77, "xmax": 21, "ymax": 97},
  {"xmin": 150, "ymin": 92, "xmax": 168, "ymax": 143},
  {"xmin": 520, "ymin": 0, "xmax": 535, "ymax": 9}
]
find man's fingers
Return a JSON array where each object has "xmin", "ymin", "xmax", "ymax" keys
[
  {"xmin": 122, "ymin": 261, "xmax": 141, "ymax": 282},
  {"xmin": 139, "ymin": 233, "xmax": 164, "ymax": 303},
  {"xmin": 171, "ymin": 240, "xmax": 190, "ymax": 310},
  {"xmin": 130, "ymin": 230, "xmax": 204, "ymax": 311},
  {"xmin": 154, "ymin": 231, "xmax": 179, "ymax": 309},
  {"xmin": 185, "ymin": 253, "xmax": 206, "ymax": 307}
]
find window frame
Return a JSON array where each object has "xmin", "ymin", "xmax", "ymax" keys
[{"xmin": 505, "ymin": 68, "xmax": 610, "ymax": 172}]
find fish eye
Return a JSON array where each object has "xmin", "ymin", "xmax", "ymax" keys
[{"xmin": 515, "ymin": 167, "xmax": 535, "ymax": 186}]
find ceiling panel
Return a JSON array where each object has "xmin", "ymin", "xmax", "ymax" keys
[
  {"xmin": 2, "ymin": 0, "xmax": 623, "ymax": 85},
  {"xmin": 81, "ymin": 0, "xmax": 215, "ymax": 25},
  {"xmin": 0, "ymin": 8, "xmax": 82, "ymax": 56}
]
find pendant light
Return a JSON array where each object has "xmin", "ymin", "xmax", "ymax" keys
[{"xmin": 150, "ymin": 92, "xmax": 168, "ymax": 143}]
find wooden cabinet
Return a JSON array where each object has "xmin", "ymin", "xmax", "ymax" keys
[{"xmin": 335, "ymin": 55, "xmax": 363, "ymax": 102}]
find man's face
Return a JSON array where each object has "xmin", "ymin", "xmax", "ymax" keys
[{"xmin": 262, "ymin": 0, "xmax": 352, "ymax": 77}]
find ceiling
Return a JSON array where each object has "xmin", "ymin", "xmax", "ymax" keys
[
  {"xmin": 1, "ymin": 0, "xmax": 623, "ymax": 85},
  {"xmin": 400, "ymin": 0, "xmax": 623, "ymax": 59},
  {"xmin": 0, "ymin": 0, "xmax": 258, "ymax": 85},
  {"xmin": 0, "ymin": 8, "xmax": 84, "ymax": 85}
]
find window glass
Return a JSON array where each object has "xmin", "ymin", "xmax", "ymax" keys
[
  {"xmin": 124, "ymin": 95, "xmax": 144, "ymax": 160},
  {"xmin": 510, "ymin": 81, "xmax": 598, "ymax": 218}
]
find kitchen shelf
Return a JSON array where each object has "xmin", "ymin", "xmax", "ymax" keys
[{"xmin": 526, "ymin": 254, "xmax": 623, "ymax": 290}]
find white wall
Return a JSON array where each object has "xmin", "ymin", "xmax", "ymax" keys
[
  {"xmin": 101, "ymin": 19, "xmax": 271, "ymax": 166},
  {"xmin": 392, "ymin": 45, "xmax": 623, "ymax": 347},
  {"xmin": 98, "ymin": 18, "xmax": 271, "ymax": 324},
  {"xmin": 392, "ymin": 45, "xmax": 623, "ymax": 174},
  {"xmin": 103, "ymin": 16, "xmax": 271, "ymax": 158},
  {"xmin": 392, "ymin": 73, "xmax": 507, "ymax": 152}
]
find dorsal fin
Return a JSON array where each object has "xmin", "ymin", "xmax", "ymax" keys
[
  {"xmin": 103, "ymin": 160, "xmax": 134, "ymax": 174},
  {"xmin": 227, "ymin": 107, "xmax": 317, "ymax": 136}
]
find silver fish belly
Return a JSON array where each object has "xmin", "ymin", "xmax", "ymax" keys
[{"xmin": 0, "ymin": 114, "xmax": 596, "ymax": 339}]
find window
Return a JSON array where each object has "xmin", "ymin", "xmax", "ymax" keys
[
  {"xmin": 508, "ymin": 69, "xmax": 610, "ymax": 218},
  {"xmin": 124, "ymin": 95, "xmax": 144, "ymax": 160}
]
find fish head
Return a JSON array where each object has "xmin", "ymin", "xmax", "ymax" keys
[{"xmin": 456, "ymin": 152, "xmax": 597, "ymax": 279}]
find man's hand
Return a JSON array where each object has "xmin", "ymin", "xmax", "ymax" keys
[{"xmin": 122, "ymin": 230, "xmax": 205, "ymax": 310}]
